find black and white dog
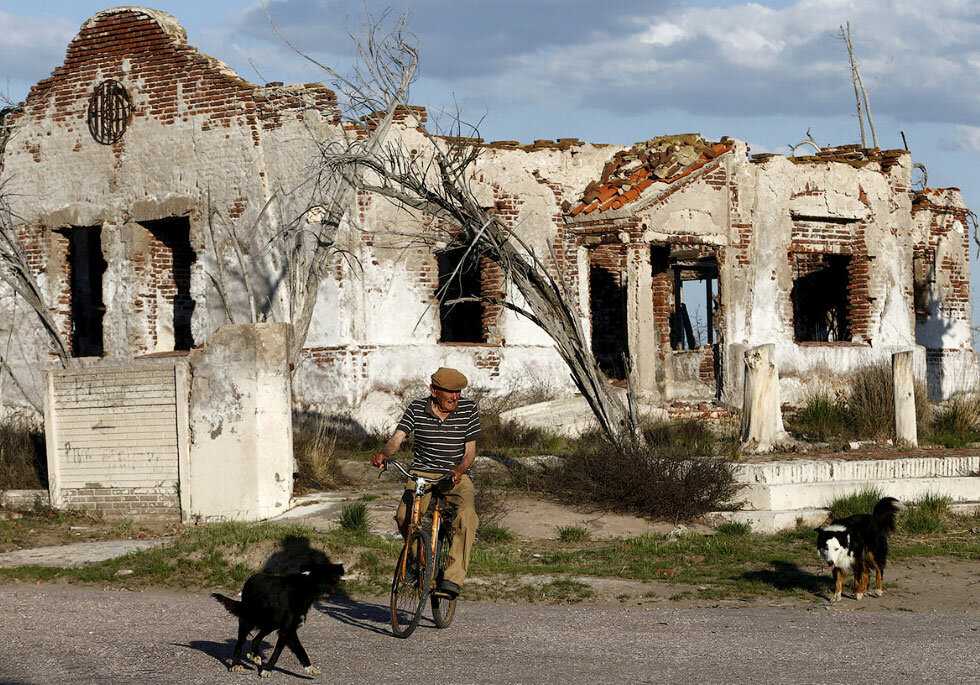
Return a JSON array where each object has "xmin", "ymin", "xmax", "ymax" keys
[
  {"xmin": 816, "ymin": 497, "xmax": 903, "ymax": 601},
  {"xmin": 212, "ymin": 561, "xmax": 345, "ymax": 677}
]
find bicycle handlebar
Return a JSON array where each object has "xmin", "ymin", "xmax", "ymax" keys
[{"xmin": 380, "ymin": 459, "xmax": 454, "ymax": 492}]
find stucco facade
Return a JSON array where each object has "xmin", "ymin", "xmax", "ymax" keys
[{"xmin": 0, "ymin": 8, "xmax": 975, "ymax": 420}]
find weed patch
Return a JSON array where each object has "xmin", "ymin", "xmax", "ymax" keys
[
  {"xmin": 556, "ymin": 526, "xmax": 590, "ymax": 543},
  {"xmin": 899, "ymin": 493, "xmax": 952, "ymax": 534},
  {"xmin": 928, "ymin": 394, "xmax": 980, "ymax": 447},
  {"xmin": 478, "ymin": 524, "xmax": 514, "ymax": 544},
  {"xmin": 827, "ymin": 488, "xmax": 883, "ymax": 520},
  {"xmin": 339, "ymin": 503, "xmax": 369, "ymax": 533},
  {"xmin": 0, "ymin": 414, "xmax": 46, "ymax": 490},
  {"xmin": 714, "ymin": 521, "xmax": 752, "ymax": 537},
  {"xmin": 786, "ymin": 392, "xmax": 850, "ymax": 442}
]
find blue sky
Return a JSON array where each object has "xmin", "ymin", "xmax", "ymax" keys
[{"xmin": 3, "ymin": 1, "xmax": 979, "ymax": 345}]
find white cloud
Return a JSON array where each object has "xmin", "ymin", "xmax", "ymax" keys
[
  {"xmin": 0, "ymin": 11, "xmax": 75, "ymax": 83},
  {"xmin": 953, "ymin": 125, "xmax": 980, "ymax": 153},
  {"xmin": 454, "ymin": 0, "xmax": 980, "ymax": 125},
  {"xmin": 640, "ymin": 22, "xmax": 687, "ymax": 47}
]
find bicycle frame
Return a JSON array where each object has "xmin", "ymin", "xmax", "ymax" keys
[{"xmin": 384, "ymin": 460, "xmax": 451, "ymax": 588}]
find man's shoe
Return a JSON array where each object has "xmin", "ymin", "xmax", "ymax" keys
[{"xmin": 435, "ymin": 579, "xmax": 461, "ymax": 599}]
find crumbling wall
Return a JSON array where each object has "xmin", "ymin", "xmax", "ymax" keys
[
  {"xmin": 294, "ymin": 119, "xmax": 622, "ymax": 411},
  {"xmin": 911, "ymin": 188, "xmax": 978, "ymax": 398},
  {"xmin": 1, "ymin": 8, "xmax": 342, "ymax": 411},
  {"xmin": 3, "ymin": 8, "xmax": 975, "ymax": 419},
  {"xmin": 724, "ymin": 149, "xmax": 922, "ymax": 404}
]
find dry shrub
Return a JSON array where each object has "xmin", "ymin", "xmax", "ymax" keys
[
  {"xmin": 473, "ymin": 471, "xmax": 507, "ymax": 529},
  {"xmin": 848, "ymin": 363, "xmax": 930, "ymax": 440},
  {"xmin": 470, "ymin": 383, "xmax": 568, "ymax": 457},
  {"xmin": 538, "ymin": 421, "xmax": 742, "ymax": 522},
  {"xmin": 0, "ymin": 414, "xmax": 46, "ymax": 489},
  {"xmin": 929, "ymin": 393, "xmax": 980, "ymax": 447},
  {"xmin": 292, "ymin": 412, "xmax": 347, "ymax": 491}
]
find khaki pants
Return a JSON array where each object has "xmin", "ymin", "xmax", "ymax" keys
[{"xmin": 394, "ymin": 472, "xmax": 478, "ymax": 588}]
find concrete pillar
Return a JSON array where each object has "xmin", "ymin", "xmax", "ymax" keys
[
  {"xmin": 626, "ymin": 244, "xmax": 661, "ymax": 399},
  {"xmin": 183, "ymin": 322, "xmax": 294, "ymax": 521},
  {"xmin": 892, "ymin": 350, "xmax": 918, "ymax": 447},
  {"xmin": 739, "ymin": 343, "xmax": 788, "ymax": 452}
]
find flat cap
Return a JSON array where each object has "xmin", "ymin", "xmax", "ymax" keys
[{"xmin": 431, "ymin": 367, "xmax": 468, "ymax": 391}]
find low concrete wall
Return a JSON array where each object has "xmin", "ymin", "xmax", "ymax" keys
[
  {"xmin": 734, "ymin": 455, "xmax": 980, "ymax": 485},
  {"xmin": 728, "ymin": 454, "xmax": 980, "ymax": 524},
  {"xmin": 42, "ymin": 323, "xmax": 294, "ymax": 522}
]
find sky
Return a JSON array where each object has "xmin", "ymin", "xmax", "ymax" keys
[{"xmin": 2, "ymin": 0, "xmax": 979, "ymax": 346}]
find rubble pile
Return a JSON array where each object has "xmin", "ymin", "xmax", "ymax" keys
[
  {"xmin": 569, "ymin": 134, "xmax": 733, "ymax": 216},
  {"xmin": 753, "ymin": 144, "xmax": 906, "ymax": 172}
]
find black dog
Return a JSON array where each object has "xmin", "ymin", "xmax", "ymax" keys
[
  {"xmin": 816, "ymin": 497, "xmax": 902, "ymax": 601},
  {"xmin": 212, "ymin": 561, "xmax": 344, "ymax": 677}
]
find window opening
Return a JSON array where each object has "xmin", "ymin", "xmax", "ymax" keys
[
  {"xmin": 669, "ymin": 253, "xmax": 718, "ymax": 351},
  {"xmin": 589, "ymin": 249, "xmax": 628, "ymax": 379},
  {"xmin": 65, "ymin": 226, "xmax": 107, "ymax": 357},
  {"xmin": 791, "ymin": 253, "xmax": 851, "ymax": 342},
  {"xmin": 139, "ymin": 217, "xmax": 197, "ymax": 351},
  {"xmin": 437, "ymin": 247, "xmax": 484, "ymax": 343}
]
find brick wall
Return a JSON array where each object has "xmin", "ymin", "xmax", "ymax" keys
[
  {"xmin": 912, "ymin": 192, "xmax": 971, "ymax": 325},
  {"xmin": 16, "ymin": 8, "xmax": 338, "ymax": 148},
  {"xmin": 61, "ymin": 486, "xmax": 179, "ymax": 520},
  {"xmin": 786, "ymin": 218, "xmax": 872, "ymax": 343}
]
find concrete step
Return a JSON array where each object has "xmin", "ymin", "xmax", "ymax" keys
[
  {"xmin": 734, "ymin": 455, "xmax": 979, "ymax": 485},
  {"xmin": 707, "ymin": 502, "xmax": 980, "ymax": 534},
  {"xmin": 726, "ymin": 454, "xmax": 980, "ymax": 529},
  {"xmin": 739, "ymin": 476, "xmax": 980, "ymax": 511}
]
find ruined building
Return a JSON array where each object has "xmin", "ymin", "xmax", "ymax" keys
[{"xmin": 1, "ymin": 8, "xmax": 975, "ymax": 421}]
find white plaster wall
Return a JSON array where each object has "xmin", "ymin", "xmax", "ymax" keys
[{"xmin": 184, "ymin": 323, "xmax": 293, "ymax": 521}]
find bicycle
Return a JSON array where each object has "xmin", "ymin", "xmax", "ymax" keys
[{"xmin": 381, "ymin": 459, "xmax": 459, "ymax": 638}]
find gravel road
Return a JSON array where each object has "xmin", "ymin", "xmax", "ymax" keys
[{"xmin": 0, "ymin": 585, "xmax": 977, "ymax": 684}]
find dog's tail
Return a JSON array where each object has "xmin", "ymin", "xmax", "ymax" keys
[
  {"xmin": 873, "ymin": 497, "xmax": 903, "ymax": 534},
  {"xmin": 211, "ymin": 593, "xmax": 242, "ymax": 617}
]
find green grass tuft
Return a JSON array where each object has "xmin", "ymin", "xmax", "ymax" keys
[
  {"xmin": 338, "ymin": 502, "xmax": 369, "ymax": 532},
  {"xmin": 477, "ymin": 524, "xmax": 514, "ymax": 544},
  {"xmin": 788, "ymin": 392, "xmax": 850, "ymax": 442},
  {"xmin": 899, "ymin": 493, "xmax": 952, "ymax": 534},
  {"xmin": 556, "ymin": 526, "xmax": 591, "ymax": 543},
  {"xmin": 827, "ymin": 487, "xmax": 883, "ymax": 520},
  {"xmin": 714, "ymin": 521, "xmax": 752, "ymax": 537}
]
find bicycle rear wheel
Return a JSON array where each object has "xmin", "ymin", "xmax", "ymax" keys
[
  {"xmin": 390, "ymin": 529, "xmax": 432, "ymax": 638},
  {"xmin": 430, "ymin": 531, "xmax": 457, "ymax": 629}
]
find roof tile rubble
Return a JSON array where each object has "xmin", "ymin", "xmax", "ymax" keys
[{"xmin": 569, "ymin": 133, "xmax": 733, "ymax": 216}]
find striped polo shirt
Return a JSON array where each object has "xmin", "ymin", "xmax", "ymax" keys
[{"xmin": 396, "ymin": 397, "xmax": 480, "ymax": 474}]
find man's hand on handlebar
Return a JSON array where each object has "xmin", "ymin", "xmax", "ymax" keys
[
  {"xmin": 450, "ymin": 468, "xmax": 464, "ymax": 486},
  {"xmin": 371, "ymin": 451, "xmax": 388, "ymax": 469}
]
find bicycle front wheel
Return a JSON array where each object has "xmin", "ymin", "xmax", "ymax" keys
[
  {"xmin": 390, "ymin": 529, "xmax": 432, "ymax": 638},
  {"xmin": 430, "ymin": 532, "xmax": 457, "ymax": 629}
]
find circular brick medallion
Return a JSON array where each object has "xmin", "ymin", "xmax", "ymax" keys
[{"xmin": 86, "ymin": 80, "xmax": 132, "ymax": 145}]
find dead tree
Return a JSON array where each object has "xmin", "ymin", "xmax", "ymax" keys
[
  {"xmin": 840, "ymin": 22, "xmax": 878, "ymax": 148},
  {"xmin": 203, "ymin": 13, "xmax": 418, "ymax": 366},
  {"xmin": 316, "ymin": 113, "xmax": 642, "ymax": 446},
  {"xmin": 0, "ymin": 100, "xmax": 72, "ymax": 369}
]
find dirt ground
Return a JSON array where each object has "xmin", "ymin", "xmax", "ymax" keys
[
  {"xmin": 0, "ymin": 508, "xmax": 178, "ymax": 553},
  {"xmin": 3, "ymin": 459, "xmax": 978, "ymax": 615}
]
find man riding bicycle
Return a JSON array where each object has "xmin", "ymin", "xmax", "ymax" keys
[{"xmin": 372, "ymin": 367, "xmax": 480, "ymax": 599}]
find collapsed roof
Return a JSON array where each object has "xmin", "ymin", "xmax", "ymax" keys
[{"xmin": 570, "ymin": 134, "xmax": 733, "ymax": 216}]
